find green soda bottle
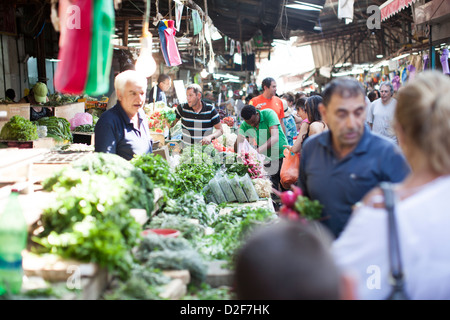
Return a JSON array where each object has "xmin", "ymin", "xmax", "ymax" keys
[{"xmin": 0, "ymin": 189, "xmax": 28, "ymax": 295}]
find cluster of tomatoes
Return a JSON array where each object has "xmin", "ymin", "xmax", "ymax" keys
[
  {"xmin": 222, "ymin": 116, "xmax": 235, "ymax": 127},
  {"xmin": 212, "ymin": 139, "xmax": 234, "ymax": 153}
]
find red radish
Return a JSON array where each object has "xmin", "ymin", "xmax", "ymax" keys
[
  {"xmin": 291, "ymin": 185, "xmax": 303, "ymax": 198},
  {"xmin": 279, "ymin": 190, "xmax": 298, "ymax": 208}
]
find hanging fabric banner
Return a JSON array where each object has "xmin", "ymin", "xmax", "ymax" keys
[
  {"xmin": 441, "ymin": 48, "xmax": 449, "ymax": 74},
  {"xmin": 236, "ymin": 41, "xmax": 241, "ymax": 54},
  {"xmin": 164, "ymin": 19, "xmax": 182, "ymax": 66},
  {"xmin": 174, "ymin": 0, "xmax": 183, "ymax": 32},
  {"xmin": 54, "ymin": 0, "xmax": 93, "ymax": 94},
  {"xmin": 85, "ymin": 0, "xmax": 114, "ymax": 95},
  {"xmin": 244, "ymin": 41, "xmax": 253, "ymax": 55},
  {"xmin": 192, "ymin": 10, "xmax": 203, "ymax": 35},
  {"xmin": 224, "ymin": 36, "xmax": 228, "ymax": 51},
  {"xmin": 158, "ymin": 20, "xmax": 171, "ymax": 66},
  {"xmin": 230, "ymin": 39, "xmax": 235, "ymax": 56}
]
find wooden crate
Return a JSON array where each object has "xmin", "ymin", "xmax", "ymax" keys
[
  {"xmin": 72, "ymin": 132, "xmax": 95, "ymax": 145},
  {"xmin": 53, "ymin": 102, "xmax": 85, "ymax": 122},
  {"xmin": 0, "ymin": 137, "xmax": 56, "ymax": 149}
]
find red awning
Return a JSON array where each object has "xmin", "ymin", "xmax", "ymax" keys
[{"xmin": 380, "ymin": 0, "xmax": 418, "ymax": 21}]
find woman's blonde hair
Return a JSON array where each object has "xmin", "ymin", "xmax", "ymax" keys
[{"xmin": 395, "ymin": 71, "xmax": 450, "ymax": 174}]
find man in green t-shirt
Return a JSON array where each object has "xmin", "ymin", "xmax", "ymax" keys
[{"xmin": 236, "ymin": 105, "xmax": 288, "ymax": 192}]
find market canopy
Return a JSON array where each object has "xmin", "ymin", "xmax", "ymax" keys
[{"xmin": 380, "ymin": 0, "xmax": 418, "ymax": 21}]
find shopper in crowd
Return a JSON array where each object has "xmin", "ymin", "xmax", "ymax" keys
[
  {"xmin": 298, "ymin": 77, "xmax": 410, "ymax": 238},
  {"xmin": 249, "ymin": 77, "xmax": 286, "ymax": 134},
  {"xmin": 281, "ymin": 99, "xmax": 297, "ymax": 146},
  {"xmin": 147, "ymin": 73, "xmax": 171, "ymax": 104},
  {"xmin": 295, "ymin": 91, "xmax": 307, "ymax": 101},
  {"xmin": 293, "ymin": 96, "xmax": 308, "ymax": 132},
  {"xmin": 5, "ymin": 88, "xmax": 16, "ymax": 102},
  {"xmin": 281, "ymin": 92, "xmax": 295, "ymax": 110},
  {"xmin": 237, "ymin": 104, "xmax": 288, "ymax": 192},
  {"xmin": 19, "ymin": 82, "xmax": 52, "ymax": 121},
  {"xmin": 95, "ymin": 70, "xmax": 153, "ymax": 160},
  {"xmin": 367, "ymin": 89, "xmax": 380, "ymax": 102},
  {"xmin": 170, "ymin": 83, "xmax": 223, "ymax": 146},
  {"xmin": 367, "ymin": 81, "xmax": 398, "ymax": 143},
  {"xmin": 202, "ymin": 91, "xmax": 216, "ymax": 106},
  {"xmin": 286, "ymin": 95, "xmax": 328, "ymax": 154},
  {"xmin": 234, "ymin": 220, "xmax": 356, "ymax": 300},
  {"xmin": 107, "ymin": 63, "xmax": 135, "ymax": 110},
  {"xmin": 333, "ymin": 71, "xmax": 450, "ymax": 300}
]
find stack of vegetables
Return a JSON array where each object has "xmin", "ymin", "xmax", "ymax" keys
[
  {"xmin": 0, "ymin": 115, "xmax": 38, "ymax": 141},
  {"xmin": 143, "ymin": 102, "xmax": 176, "ymax": 133},
  {"xmin": 33, "ymin": 153, "xmax": 155, "ymax": 279},
  {"xmin": 34, "ymin": 116, "xmax": 73, "ymax": 142},
  {"xmin": 28, "ymin": 142, "xmax": 301, "ymax": 300}
]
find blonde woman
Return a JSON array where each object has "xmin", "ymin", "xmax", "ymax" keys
[{"xmin": 332, "ymin": 71, "xmax": 450, "ymax": 300}]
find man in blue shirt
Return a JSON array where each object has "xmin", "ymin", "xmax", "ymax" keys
[
  {"xmin": 299, "ymin": 77, "xmax": 410, "ymax": 238},
  {"xmin": 95, "ymin": 70, "xmax": 153, "ymax": 160}
]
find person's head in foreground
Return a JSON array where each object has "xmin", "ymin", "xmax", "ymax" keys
[
  {"xmin": 395, "ymin": 71, "xmax": 450, "ymax": 175},
  {"xmin": 233, "ymin": 220, "xmax": 355, "ymax": 300}
]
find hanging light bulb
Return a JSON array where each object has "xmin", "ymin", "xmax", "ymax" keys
[
  {"xmin": 135, "ymin": 29, "xmax": 157, "ymax": 77},
  {"xmin": 200, "ymin": 68, "xmax": 209, "ymax": 78},
  {"xmin": 135, "ymin": 0, "xmax": 156, "ymax": 77}
]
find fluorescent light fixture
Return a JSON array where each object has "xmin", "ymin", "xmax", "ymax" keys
[
  {"xmin": 287, "ymin": 1, "xmax": 323, "ymax": 10},
  {"xmin": 376, "ymin": 54, "xmax": 384, "ymax": 58},
  {"xmin": 392, "ymin": 53, "xmax": 410, "ymax": 61},
  {"xmin": 286, "ymin": 4, "xmax": 322, "ymax": 11},
  {"xmin": 313, "ymin": 26, "xmax": 322, "ymax": 31},
  {"xmin": 213, "ymin": 73, "xmax": 240, "ymax": 80}
]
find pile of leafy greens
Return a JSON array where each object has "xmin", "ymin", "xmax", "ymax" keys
[
  {"xmin": 34, "ymin": 116, "xmax": 73, "ymax": 142},
  {"xmin": 35, "ymin": 153, "xmax": 155, "ymax": 279},
  {"xmin": 0, "ymin": 115, "xmax": 38, "ymax": 141}
]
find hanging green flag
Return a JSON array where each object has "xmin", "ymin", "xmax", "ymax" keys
[
  {"xmin": 192, "ymin": 10, "xmax": 203, "ymax": 35},
  {"xmin": 85, "ymin": 0, "xmax": 115, "ymax": 95}
]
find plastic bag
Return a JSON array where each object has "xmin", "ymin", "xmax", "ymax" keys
[
  {"xmin": 280, "ymin": 148, "xmax": 300, "ymax": 189},
  {"xmin": 70, "ymin": 112, "xmax": 93, "ymax": 131},
  {"xmin": 237, "ymin": 139, "xmax": 266, "ymax": 164},
  {"xmin": 204, "ymin": 185, "xmax": 218, "ymax": 204},
  {"xmin": 239, "ymin": 173, "xmax": 259, "ymax": 202},
  {"xmin": 229, "ymin": 175, "xmax": 248, "ymax": 203},
  {"xmin": 218, "ymin": 176, "xmax": 237, "ymax": 202},
  {"xmin": 208, "ymin": 177, "xmax": 227, "ymax": 204}
]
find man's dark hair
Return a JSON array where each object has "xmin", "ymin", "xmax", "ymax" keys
[
  {"xmin": 234, "ymin": 221, "xmax": 339, "ymax": 300},
  {"xmin": 157, "ymin": 74, "xmax": 171, "ymax": 84},
  {"xmin": 282, "ymin": 92, "xmax": 295, "ymax": 104},
  {"xmin": 261, "ymin": 77, "xmax": 275, "ymax": 91},
  {"xmin": 322, "ymin": 77, "xmax": 365, "ymax": 107},
  {"xmin": 5, "ymin": 88, "xmax": 15, "ymax": 101},
  {"xmin": 241, "ymin": 104, "xmax": 257, "ymax": 120},
  {"xmin": 367, "ymin": 90, "xmax": 378, "ymax": 102}
]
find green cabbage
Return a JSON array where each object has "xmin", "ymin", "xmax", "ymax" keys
[{"xmin": 0, "ymin": 115, "xmax": 38, "ymax": 141}]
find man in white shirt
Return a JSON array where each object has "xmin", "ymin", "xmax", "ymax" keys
[{"xmin": 367, "ymin": 81, "xmax": 397, "ymax": 143}]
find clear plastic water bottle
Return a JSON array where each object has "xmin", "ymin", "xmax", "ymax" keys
[{"xmin": 0, "ymin": 189, "xmax": 28, "ymax": 295}]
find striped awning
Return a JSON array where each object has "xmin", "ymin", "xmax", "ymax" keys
[{"xmin": 380, "ymin": 0, "xmax": 418, "ymax": 21}]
